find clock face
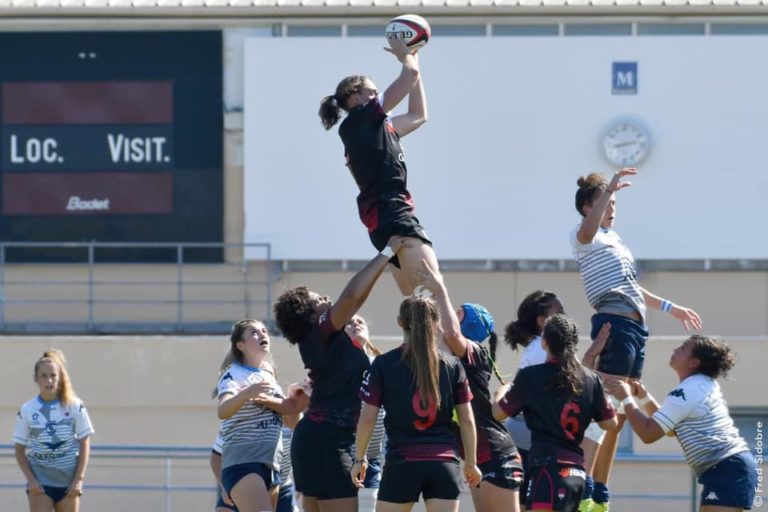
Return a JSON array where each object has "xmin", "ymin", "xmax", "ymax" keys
[{"xmin": 603, "ymin": 122, "xmax": 650, "ymax": 166}]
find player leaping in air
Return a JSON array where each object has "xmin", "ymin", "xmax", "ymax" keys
[{"xmin": 319, "ymin": 37, "xmax": 436, "ymax": 296}]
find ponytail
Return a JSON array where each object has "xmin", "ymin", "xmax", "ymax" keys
[
  {"xmin": 34, "ymin": 350, "xmax": 76, "ymax": 406},
  {"xmin": 542, "ymin": 314, "xmax": 583, "ymax": 395},
  {"xmin": 400, "ymin": 296, "xmax": 442, "ymax": 410},
  {"xmin": 319, "ymin": 95, "xmax": 341, "ymax": 130},
  {"xmin": 318, "ymin": 75, "xmax": 370, "ymax": 131},
  {"xmin": 505, "ymin": 290, "xmax": 561, "ymax": 351}
]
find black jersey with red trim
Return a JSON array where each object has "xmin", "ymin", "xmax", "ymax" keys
[
  {"xmin": 499, "ymin": 362, "xmax": 615, "ymax": 467},
  {"xmin": 459, "ymin": 343, "xmax": 518, "ymax": 464},
  {"xmin": 338, "ymin": 97, "xmax": 415, "ymax": 234},
  {"xmin": 299, "ymin": 310, "xmax": 370, "ymax": 428},
  {"xmin": 360, "ymin": 345, "xmax": 473, "ymax": 464}
]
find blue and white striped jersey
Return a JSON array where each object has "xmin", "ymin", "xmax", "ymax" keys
[
  {"xmin": 652, "ymin": 374, "xmax": 749, "ymax": 476},
  {"xmin": 217, "ymin": 363, "xmax": 284, "ymax": 471},
  {"xmin": 13, "ymin": 396, "xmax": 94, "ymax": 488},
  {"xmin": 571, "ymin": 224, "xmax": 646, "ymax": 321}
]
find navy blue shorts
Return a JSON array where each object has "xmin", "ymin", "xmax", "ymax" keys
[
  {"xmin": 478, "ymin": 454, "xmax": 523, "ymax": 491},
  {"xmin": 379, "ymin": 460, "xmax": 462, "ymax": 503},
  {"xmin": 221, "ymin": 462, "xmax": 280, "ymax": 497},
  {"xmin": 27, "ymin": 485, "xmax": 69, "ymax": 504},
  {"xmin": 276, "ymin": 482, "xmax": 296, "ymax": 512},
  {"xmin": 699, "ymin": 451, "xmax": 758, "ymax": 509},
  {"xmin": 364, "ymin": 457, "xmax": 382, "ymax": 489},
  {"xmin": 215, "ymin": 486, "xmax": 239, "ymax": 511},
  {"xmin": 527, "ymin": 463, "xmax": 586, "ymax": 512},
  {"xmin": 591, "ymin": 313, "xmax": 649, "ymax": 378},
  {"xmin": 291, "ymin": 418, "xmax": 358, "ymax": 500}
]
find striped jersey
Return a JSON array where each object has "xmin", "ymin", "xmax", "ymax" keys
[
  {"xmin": 571, "ymin": 224, "xmax": 646, "ymax": 321},
  {"xmin": 652, "ymin": 374, "xmax": 749, "ymax": 476},
  {"xmin": 217, "ymin": 363, "xmax": 284, "ymax": 471},
  {"xmin": 13, "ymin": 396, "xmax": 94, "ymax": 488}
]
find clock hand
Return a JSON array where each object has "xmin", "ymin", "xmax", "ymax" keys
[{"xmin": 610, "ymin": 140, "xmax": 638, "ymax": 148}]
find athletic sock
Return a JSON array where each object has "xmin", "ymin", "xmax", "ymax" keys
[
  {"xmin": 582, "ymin": 475, "xmax": 595, "ymax": 500},
  {"xmin": 593, "ymin": 481, "xmax": 610, "ymax": 504}
]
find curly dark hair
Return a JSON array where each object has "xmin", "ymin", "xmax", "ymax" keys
[
  {"xmin": 273, "ymin": 286, "xmax": 315, "ymax": 345},
  {"xmin": 575, "ymin": 173, "xmax": 608, "ymax": 216},
  {"xmin": 688, "ymin": 335, "xmax": 736, "ymax": 379},
  {"xmin": 505, "ymin": 290, "xmax": 561, "ymax": 351},
  {"xmin": 542, "ymin": 314, "xmax": 584, "ymax": 395}
]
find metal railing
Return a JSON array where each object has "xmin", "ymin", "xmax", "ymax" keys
[
  {"xmin": 0, "ymin": 444, "xmax": 700, "ymax": 512},
  {"xmin": 0, "ymin": 241, "xmax": 273, "ymax": 334}
]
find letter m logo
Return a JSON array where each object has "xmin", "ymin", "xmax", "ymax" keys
[{"xmin": 612, "ymin": 62, "xmax": 638, "ymax": 95}]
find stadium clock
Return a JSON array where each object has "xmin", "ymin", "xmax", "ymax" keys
[{"xmin": 602, "ymin": 121, "xmax": 650, "ymax": 167}]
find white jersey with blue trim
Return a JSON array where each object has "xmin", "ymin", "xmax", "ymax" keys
[
  {"xmin": 217, "ymin": 363, "xmax": 284, "ymax": 471},
  {"xmin": 652, "ymin": 374, "xmax": 749, "ymax": 476},
  {"xmin": 13, "ymin": 396, "xmax": 94, "ymax": 488},
  {"xmin": 571, "ymin": 224, "xmax": 646, "ymax": 321}
]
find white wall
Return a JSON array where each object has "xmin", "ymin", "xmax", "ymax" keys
[{"xmin": 244, "ymin": 36, "xmax": 768, "ymax": 260}]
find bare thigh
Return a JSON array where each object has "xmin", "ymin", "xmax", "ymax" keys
[
  {"xmin": 376, "ymin": 500, "xmax": 414, "ymax": 512},
  {"xmin": 318, "ymin": 496, "xmax": 358, "ymax": 512},
  {"xmin": 230, "ymin": 472, "xmax": 272, "ymax": 512},
  {"xmin": 390, "ymin": 241, "xmax": 439, "ymax": 296},
  {"xmin": 28, "ymin": 492, "xmax": 54, "ymax": 512},
  {"xmin": 476, "ymin": 481, "xmax": 521, "ymax": 512},
  {"xmin": 424, "ymin": 498, "xmax": 459, "ymax": 512},
  {"xmin": 54, "ymin": 495, "xmax": 78, "ymax": 512}
]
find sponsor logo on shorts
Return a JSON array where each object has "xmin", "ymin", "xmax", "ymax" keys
[
  {"xmin": 705, "ymin": 491, "xmax": 719, "ymax": 500},
  {"xmin": 559, "ymin": 467, "xmax": 587, "ymax": 479}
]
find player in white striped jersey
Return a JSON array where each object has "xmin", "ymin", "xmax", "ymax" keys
[
  {"xmin": 217, "ymin": 320, "xmax": 285, "ymax": 512},
  {"xmin": 13, "ymin": 350, "xmax": 94, "ymax": 512},
  {"xmin": 572, "ymin": 169, "xmax": 702, "ymax": 512},
  {"xmin": 606, "ymin": 336, "xmax": 758, "ymax": 511}
]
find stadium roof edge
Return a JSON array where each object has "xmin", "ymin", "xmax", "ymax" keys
[{"xmin": 1, "ymin": 3, "xmax": 768, "ymax": 17}]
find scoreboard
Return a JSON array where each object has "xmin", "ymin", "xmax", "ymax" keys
[{"xmin": 0, "ymin": 32, "xmax": 223, "ymax": 261}]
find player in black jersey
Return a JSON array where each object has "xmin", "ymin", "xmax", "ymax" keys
[
  {"xmin": 318, "ymin": 37, "xmax": 438, "ymax": 297},
  {"xmin": 418, "ymin": 264, "xmax": 523, "ymax": 512},
  {"xmin": 492, "ymin": 315, "xmax": 618, "ymax": 512},
  {"xmin": 353, "ymin": 296, "xmax": 482, "ymax": 512},
  {"xmin": 273, "ymin": 236, "xmax": 409, "ymax": 512}
]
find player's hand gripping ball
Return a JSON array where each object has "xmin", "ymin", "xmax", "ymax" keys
[{"xmin": 385, "ymin": 14, "xmax": 431, "ymax": 50}]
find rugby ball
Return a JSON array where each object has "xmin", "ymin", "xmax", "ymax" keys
[{"xmin": 385, "ymin": 14, "xmax": 431, "ymax": 50}]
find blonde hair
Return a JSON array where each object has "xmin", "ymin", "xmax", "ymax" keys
[{"xmin": 34, "ymin": 350, "xmax": 76, "ymax": 406}]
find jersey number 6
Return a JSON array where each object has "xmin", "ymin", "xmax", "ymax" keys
[{"xmin": 560, "ymin": 402, "xmax": 581, "ymax": 441}]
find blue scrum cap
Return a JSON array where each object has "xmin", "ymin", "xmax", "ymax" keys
[{"xmin": 459, "ymin": 303, "xmax": 494, "ymax": 343}]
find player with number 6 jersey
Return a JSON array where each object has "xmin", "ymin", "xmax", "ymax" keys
[
  {"xmin": 353, "ymin": 296, "xmax": 481, "ymax": 511},
  {"xmin": 493, "ymin": 315, "xmax": 618, "ymax": 512}
]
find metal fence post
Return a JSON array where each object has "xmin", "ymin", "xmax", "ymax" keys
[
  {"xmin": 176, "ymin": 245, "xmax": 184, "ymax": 331},
  {"xmin": 87, "ymin": 243, "xmax": 95, "ymax": 332},
  {"xmin": 0, "ymin": 244, "xmax": 5, "ymax": 331},
  {"xmin": 165, "ymin": 456, "xmax": 172, "ymax": 512},
  {"xmin": 690, "ymin": 470, "xmax": 697, "ymax": 512}
]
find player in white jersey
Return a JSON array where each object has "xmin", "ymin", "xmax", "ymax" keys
[
  {"xmin": 211, "ymin": 430, "xmax": 239, "ymax": 512},
  {"xmin": 572, "ymin": 169, "xmax": 702, "ymax": 512},
  {"xmin": 13, "ymin": 350, "xmax": 94, "ymax": 512},
  {"xmin": 345, "ymin": 315, "xmax": 386, "ymax": 510},
  {"xmin": 217, "ymin": 320, "xmax": 285, "ymax": 512},
  {"xmin": 606, "ymin": 335, "xmax": 758, "ymax": 511}
]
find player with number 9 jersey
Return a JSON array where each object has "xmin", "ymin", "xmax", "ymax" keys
[
  {"xmin": 493, "ymin": 315, "xmax": 618, "ymax": 512},
  {"xmin": 354, "ymin": 296, "xmax": 480, "ymax": 508}
]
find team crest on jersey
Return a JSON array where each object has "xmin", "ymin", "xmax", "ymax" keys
[
  {"xmin": 668, "ymin": 388, "xmax": 687, "ymax": 400},
  {"xmin": 31, "ymin": 413, "xmax": 39, "ymax": 422}
]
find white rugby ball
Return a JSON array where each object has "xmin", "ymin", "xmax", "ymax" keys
[{"xmin": 385, "ymin": 14, "xmax": 431, "ymax": 50}]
